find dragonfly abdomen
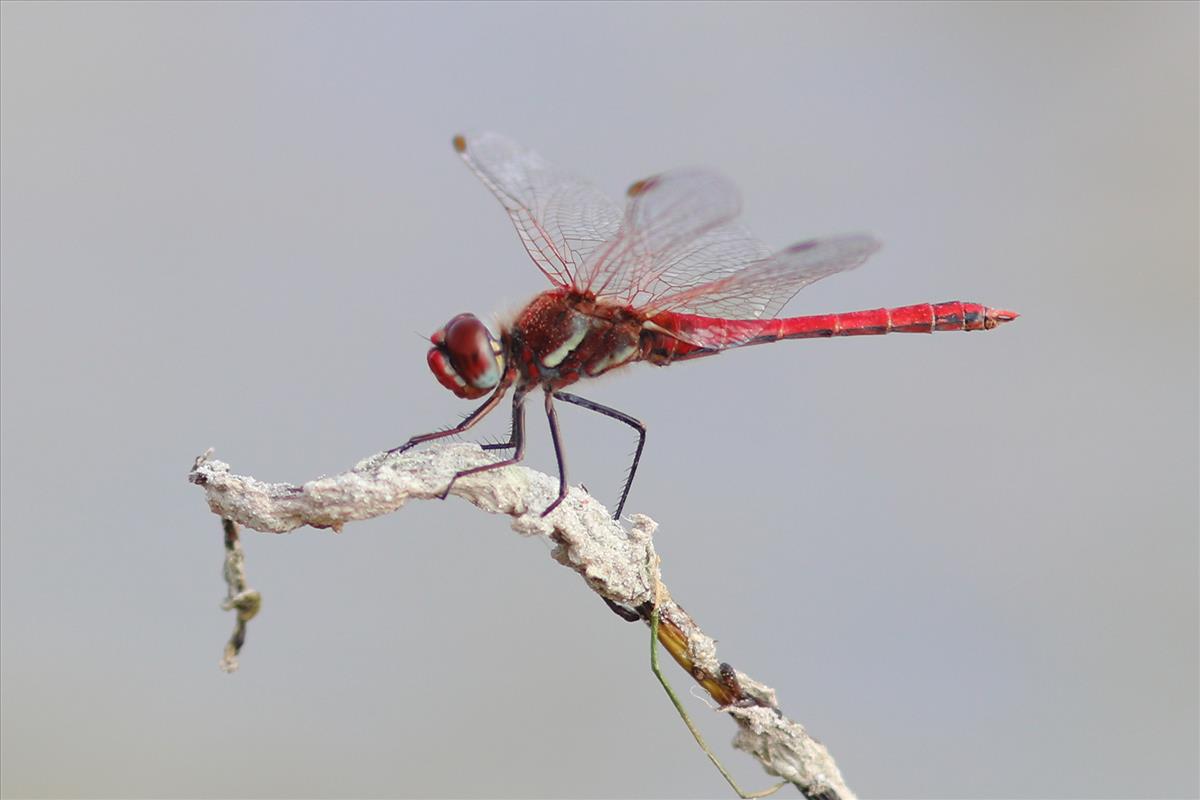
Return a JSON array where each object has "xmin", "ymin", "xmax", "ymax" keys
[
  {"xmin": 774, "ymin": 301, "xmax": 1019, "ymax": 340},
  {"xmin": 644, "ymin": 301, "xmax": 1018, "ymax": 363}
]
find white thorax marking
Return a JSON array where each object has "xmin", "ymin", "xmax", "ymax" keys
[{"xmin": 541, "ymin": 316, "xmax": 590, "ymax": 369}]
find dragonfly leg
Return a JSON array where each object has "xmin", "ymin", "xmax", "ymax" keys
[
  {"xmin": 554, "ymin": 391, "xmax": 646, "ymax": 520},
  {"xmin": 387, "ymin": 384, "xmax": 510, "ymax": 455},
  {"xmin": 480, "ymin": 414, "xmax": 520, "ymax": 451},
  {"xmin": 540, "ymin": 389, "xmax": 569, "ymax": 517},
  {"xmin": 437, "ymin": 389, "xmax": 528, "ymax": 501}
]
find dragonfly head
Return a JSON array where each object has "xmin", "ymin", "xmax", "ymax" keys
[{"xmin": 427, "ymin": 313, "xmax": 504, "ymax": 399}]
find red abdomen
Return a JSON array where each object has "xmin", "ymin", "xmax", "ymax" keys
[{"xmin": 644, "ymin": 301, "xmax": 1019, "ymax": 363}]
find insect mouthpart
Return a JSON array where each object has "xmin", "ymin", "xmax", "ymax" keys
[{"xmin": 427, "ymin": 313, "xmax": 503, "ymax": 399}]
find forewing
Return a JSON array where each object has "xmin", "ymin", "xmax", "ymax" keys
[
  {"xmin": 454, "ymin": 132, "xmax": 622, "ymax": 288},
  {"xmin": 648, "ymin": 233, "xmax": 882, "ymax": 321},
  {"xmin": 581, "ymin": 169, "xmax": 744, "ymax": 302}
]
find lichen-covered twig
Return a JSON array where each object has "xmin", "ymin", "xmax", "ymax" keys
[
  {"xmin": 187, "ymin": 443, "xmax": 854, "ymax": 800},
  {"xmin": 217, "ymin": 514, "xmax": 261, "ymax": 673}
]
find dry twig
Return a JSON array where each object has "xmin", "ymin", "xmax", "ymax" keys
[
  {"xmin": 187, "ymin": 442, "xmax": 853, "ymax": 800},
  {"xmin": 216, "ymin": 514, "xmax": 260, "ymax": 673}
]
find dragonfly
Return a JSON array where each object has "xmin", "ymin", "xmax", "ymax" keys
[{"xmin": 391, "ymin": 132, "xmax": 1016, "ymax": 520}]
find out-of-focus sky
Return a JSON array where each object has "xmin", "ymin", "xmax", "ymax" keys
[{"xmin": 2, "ymin": 2, "xmax": 1196, "ymax": 798}]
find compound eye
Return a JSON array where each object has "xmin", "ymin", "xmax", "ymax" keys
[{"xmin": 436, "ymin": 314, "xmax": 501, "ymax": 396}]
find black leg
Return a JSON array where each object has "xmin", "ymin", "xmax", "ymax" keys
[
  {"xmin": 480, "ymin": 405, "xmax": 522, "ymax": 452},
  {"xmin": 540, "ymin": 390, "xmax": 569, "ymax": 517},
  {"xmin": 480, "ymin": 400, "xmax": 523, "ymax": 450},
  {"xmin": 556, "ymin": 390, "xmax": 648, "ymax": 623},
  {"xmin": 554, "ymin": 391, "xmax": 646, "ymax": 519},
  {"xmin": 387, "ymin": 385, "xmax": 510, "ymax": 455},
  {"xmin": 437, "ymin": 389, "xmax": 528, "ymax": 500}
]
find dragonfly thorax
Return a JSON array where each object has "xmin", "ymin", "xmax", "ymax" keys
[{"xmin": 427, "ymin": 313, "xmax": 505, "ymax": 399}]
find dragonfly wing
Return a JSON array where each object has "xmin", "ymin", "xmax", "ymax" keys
[
  {"xmin": 580, "ymin": 169, "xmax": 744, "ymax": 302},
  {"xmin": 619, "ymin": 221, "xmax": 775, "ymax": 314},
  {"xmin": 454, "ymin": 134, "xmax": 879, "ymax": 335},
  {"xmin": 646, "ymin": 234, "xmax": 882, "ymax": 345},
  {"xmin": 454, "ymin": 132, "xmax": 622, "ymax": 288}
]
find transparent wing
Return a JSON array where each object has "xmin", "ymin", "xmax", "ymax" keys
[
  {"xmin": 645, "ymin": 233, "xmax": 882, "ymax": 320},
  {"xmin": 604, "ymin": 221, "xmax": 775, "ymax": 313},
  {"xmin": 455, "ymin": 133, "xmax": 879, "ymax": 326},
  {"xmin": 580, "ymin": 169, "xmax": 745, "ymax": 302},
  {"xmin": 454, "ymin": 132, "xmax": 622, "ymax": 288}
]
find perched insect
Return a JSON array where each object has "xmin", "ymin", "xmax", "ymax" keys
[{"xmin": 391, "ymin": 132, "xmax": 1016, "ymax": 519}]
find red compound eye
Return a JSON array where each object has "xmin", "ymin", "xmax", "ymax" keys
[{"xmin": 426, "ymin": 314, "xmax": 500, "ymax": 399}]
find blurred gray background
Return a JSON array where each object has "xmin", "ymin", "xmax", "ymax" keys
[{"xmin": 2, "ymin": 2, "xmax": 1196, "ymax": 798}]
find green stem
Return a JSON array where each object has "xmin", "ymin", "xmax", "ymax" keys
[{"xmin": 650, "ymin": 605, "xmax": 786, "ymax": 799}]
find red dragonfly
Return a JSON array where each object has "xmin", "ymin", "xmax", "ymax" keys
[{"xmin": 392, "ymin": 132, "xmax": 1016, "ymax": 520}]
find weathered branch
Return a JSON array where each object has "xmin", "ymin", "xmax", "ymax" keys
[{"xmin": 187, "ymin": 443, "xmax": 853, "ymax": 800}]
